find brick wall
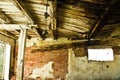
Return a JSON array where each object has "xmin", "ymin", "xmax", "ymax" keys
[{"xmin": 24, "ymin": 47, "xmax": 68, "ymax": 80}]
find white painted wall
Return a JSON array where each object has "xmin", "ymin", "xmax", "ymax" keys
[{"xmin": 66, "ymin": 48, "xmax": 120, "ymax": 80}]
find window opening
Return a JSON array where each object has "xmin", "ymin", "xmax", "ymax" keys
[
  {"xmin": 0, "ymin": 41, "xmax": 5, "ymax": 79},
  {"xmin": 88, "ymin": 48, "xmax": 114, "ymax": 61}
]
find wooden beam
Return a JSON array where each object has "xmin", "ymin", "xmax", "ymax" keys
[
  {"xmin": 0, "ymin": 24, "xmax": 31, "ymax": 30},
  {"xmin": 46, "ymin": 0, "xmax": 57, "ymax": 39},
  {"xmin": 88, "ymin": 0, "xmax": 118, "ymax": 39},
  {"xmin": 49, "ymin": 0, "xmax": 57, "ymax": 30},
  {"xmin": 31, "ymin": 40, "xmax": 108, "ymax": 52},
  {"xmin": 0, "ymin": 11, "xmax": 11, "ymax": 23},
  {"xmin": 16, "ymin": 28, "xmax": 27, "ymax": 80}
]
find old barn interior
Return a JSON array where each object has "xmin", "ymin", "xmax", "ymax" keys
[{"xmin": 0, "ymin": 0, "xmax": 120, "ymax": 80}]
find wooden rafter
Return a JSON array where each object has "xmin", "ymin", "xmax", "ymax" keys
[
  {"xmin": 88, "ymin": 0, "xmax": 118, "ymax": 39},
  {"xmin": 31, "ymin": 40, "xmax": 109, "ymax": 52},
  {"xmin": 48, "ymin": 0, "xmax": 57, "ymax": 39},
  {"xmin": 12, "ymin": 0, "xmax": 34, "ymax": 24},
  {"xmin": 49, "ymin": 0, "xmax": 57, "ymax": 30},
  {"xmin": 11, "ymin": 0, "xmax": 43, "ymax": 39}
]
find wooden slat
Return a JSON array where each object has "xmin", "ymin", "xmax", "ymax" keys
[
  {"xmin": 0, "ymin": 30, "xmax": 17, "ymax": 39},
  {"xmin": 58, "ymin": 16, "xmax": 91, "ymax": 29},
  {"xmin": 58, "ymin": 28, "xmax": 82, "ymax": 37},
  {"xmin": 58, "ymin": 7, "xmax": 96, "ymax": 25},
  {"xmin": 58, "ymin": 1, "xmax": 99, "ymax": 19},
  {"xmin": 12, "ymin": 0, "xmax": 34, "ymax": 24},
  {"xmin": 88, "ymin": 0, "xmax": 118, "ymax": 39},
  {"xmin": 11, "ymin": 0, "xmax": 43, "ymax": 39},
  {"xmin": 0, "ymin": 11, "xmax": 11, "ymax": 23},
  {"xmin": 58, "ymin": 22, "xmax": 89, "ymax": 33}
]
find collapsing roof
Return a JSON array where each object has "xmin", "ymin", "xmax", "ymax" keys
[{"xmin": 0, "ymin": 0, "xmax": 120, "ymax": 42}]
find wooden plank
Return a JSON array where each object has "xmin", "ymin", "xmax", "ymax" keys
[
  {"xmin": 31, "ymin": 40, "xmax": 108, "ymax": 52},
  {"xmin": 79, "ymin": 0, "xmax": 109, "ymax": 5},
  {"xmin": 58, "ymin": 1, "xmax": 98, "ymax": 19},
  {"xmin": 32, "ymin": 28, "xmax": 42, "ymax": 40},
  {"xmin": 12, "ymin": 0, "xmax": 34, "ymax": 24},
  {"xmin": 58, "ymin": 16, "xmax": 91, "ymax": 29},
  {"xmin": 0, "ymin": 11, "xmax": 11, "ymax": 23},
  {"xmin": 58, "ymin": 22, "xmax": 89, "ymax": 33},
  {"xmin": 88, "ymin": 0, "xmax": 118, "ymax": 39},
  {"xmin": 49, "ymin": 0, "xmax": 57, "ymax": 30},
  {"xmin": 0, "ymin": 24, "xmax": 31, "ymax": 30},
  {"xmin": 0, "ymin": 30, "xmax": 17, "ymax": 39},
  {"xmin": 16, "ymin": 28, "xmax": 27, "ymax": 80},
  {"xmin": 58, "ymin": 7, "xmax": 96, "ymax": 25},
  {"xmin": 58, "ymin": 28, "xmax": 82, "ymax": 37},
  {"xmin": 12, "ymin": 0, "xmax": 43, "ymax": 39}
]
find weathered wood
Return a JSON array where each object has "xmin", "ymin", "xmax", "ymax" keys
[
  {"xmin": 12, "ymin": 0, "xmax": 34, "ymax": 24},
  {"xmin": 23, "ymin": 0, "xmax": 46, "ymax": 4},
  {"xmin": 58, "ymin": 7, "xmax": 96, "ymax": 25},
  {"xmin": 31, "ymin": 40, "xmax": 108, "ymax": 52},
  {"xmin": 16, "ymin": 28, "xmax": 27, "ymax": 80},
  {"xmin": 49, "ymin": 0, "xmax": 57, "ymax": 30},
  {"xmin": 58, "ymin": 16, "xmax": 91, "ymax": 29},
  {"xmin": 11, "ymin": 0, "xmax": 43, "ymax": 39},
  {"xmin": 0, "ymin": 24, "xmax": 31, "ymax": 30},
  {"xmin": 58, "ymin": 21, "xmax": 89, "ymax": 33},
  {"xmin": 58, "ymin": 28, "xmax": 82, "ymax": 37},
  {"xmin": 0, "ymin": 31, "xmax": 15, "ymax": 45},
  {"xmin": 0, "ymin": 11, "xmax": 11, "ymax": 23},
  {"xmin": 32, "ymin": 28, "xmax": 42, "ymax": 40},
  {"xmin": 88, "ymin": 0, "xmax": 118, "ymax": 39},
  {"xmin": 58, "ymin": 1, "xmax": 98, "ymax": 19},
  {"xmin": 0, "ymin": 30, "xmax": 17, "ymax": 39}
]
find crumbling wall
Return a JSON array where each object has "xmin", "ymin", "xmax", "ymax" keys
[
  {"xmin": 29, "ymin": 62, "xmax": 54, "ymax": 80},
  {"xmin": 66, "ymin": 47, "xmax": 120, "ymax": 80},
  {"xmin": 24, "ymin": 47, "xmax": 68, "ymax": 80}
]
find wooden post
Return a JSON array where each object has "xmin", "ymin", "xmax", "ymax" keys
[
  {"xmin": 68, "ymin": 48, "xmax": 75, "ymax": 74},
  {"xmin": 16, "ymin": 28, "xmax": 27, "ymax": 80}
]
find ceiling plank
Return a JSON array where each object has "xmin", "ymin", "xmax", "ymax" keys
[
  {"xmin": 88, "ymin": 0, "xmax": 118, "ymax": 39},
  {"xmin": 12, "ymin": 0, "xmax": 34, "ymax": 24},
  {"xmin": 0, "ymin": 11, "xmax": 11, "ymax": 23},
  {"xmin": 11, "ymin": 0, "xmax": 44, "ymax": 39}
]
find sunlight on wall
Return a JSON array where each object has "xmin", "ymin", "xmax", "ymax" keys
[{"xmin": 88, "ymin": 48, "xmax": 114, "ymax": 61}]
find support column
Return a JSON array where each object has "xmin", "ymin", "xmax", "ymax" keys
[
  {"xmin": 68, "ymin": 48, "xmax": 75, "ymax": 74},
  {"xmin": 66, "ymin": 48, "xmax": 75, "ymax": 80},
  {"xmin": 16, "ymin": 28, "xmax": 27, "ymax": 80}
]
